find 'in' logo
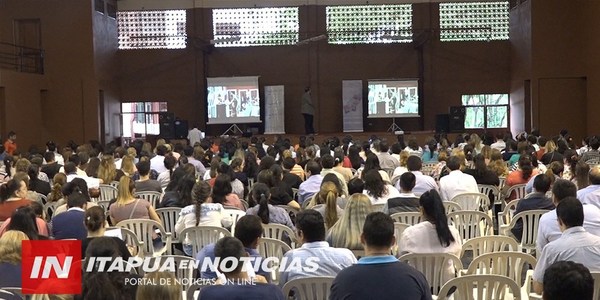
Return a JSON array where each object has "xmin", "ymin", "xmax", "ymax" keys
[{"xmin": 21, "ymin": 240, "xmax": 82, "ymax": 294}]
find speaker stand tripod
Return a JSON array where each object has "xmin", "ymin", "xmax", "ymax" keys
[
  {"xmin": 221, "ymin": 124, "xmax": 244, "ymax": 136},
  {"xmin": 387, "ymin": 118, "xmax": 403, "ymax": 133}
]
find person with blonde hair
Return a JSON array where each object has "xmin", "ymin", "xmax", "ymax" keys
[
  {"xmin": 97, "ymin": 154, "xmax": 123, "ymax": 184},
  {"xmin": 327, "ymin": 193, "xmax": 372, "ymax": 249},
  {"xmin": 0, "ymin": 230, "xmax": 29, "ymax": 288},
  {"xmin": 109, "ymin": 176, "xmax": 161, "ymax": 225},
  {"xmin": 135, "ymin": 272, "xmax": 180, "ymax": 300},
  {"xmin": 312, "ymin": 181, "xmax": 344, "ymax": 229},
  {"xmin": 488, "ymin": 148, "xmax": 509, "ymax": 177}
]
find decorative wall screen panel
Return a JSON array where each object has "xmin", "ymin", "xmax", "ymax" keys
[
  {"xmin": 118, "ymin": 10, "xmax": 186, "ymax": 49},
  {"xmin": 440, "ymin": 2, "xmax": 509, "ymax": 42}
]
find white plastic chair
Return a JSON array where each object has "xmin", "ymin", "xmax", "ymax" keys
[
  {"xmin": 398, "ymin": 253, "xmax": 463, "ymax": 296},
  {"xmin": 371, "ymin": 203, "xmax": 386, "ymax": 212},
  {"xmin": 257, "ymin": 237, "xmax": 292, "ymax": 284},
  {"xmin": 592, "ymin": 272, "xmax": 600, "ymax": 300},
  {"xmin": 223, "ymin": 208, "xmax": 246, "ymax": 235},
  {"xmin": 390, "ymin": 212, "xmax": 422, "ymax": 226},
  {"xmin": 109, "ymin": 181, "xmax": 120, "ymax": 188},
  {"xmin": 106, "ymin": 226, "xmax": 146, "ymax": 258},
  {"xmin": 507, "ymin": 209, "xmax": 550, "ymax": 254},
  {"xmin": 292, "ymin": 188, "xmax": 299, "ymax": 199},
  {"xmin": 460, "ymin": 235, "xmax": 519, "ymax": 259},
  {"xmin": 478, "ymin": 184, "xmax": 501, "ymax": 206},
  {"xmin": 262, "ymin": 223, "xmax": 297, "ymax": 248},
  {"xmin": 35, "ymin": 192, "xmax": 48, "ymax": 205},
  {"xmin": 443, "ymin": 201, "xmax": 462, "ymax": 213},
  {"xmin": 115, "ymin": 219, "xmax": 172, "ymax": 257},
  {"xmin": 156, "ymin": 207, "xmax": 182, "ymax": 252},
  {"xmin": 180, "ymin": 225, "xmax": 231, "ymax": 257},
  {"xmin": 435, "ymin": 274, "xmax": 522, "ymax": 300},
  {"xmin": 393, "ymin": 222, "xmax": 410, "ymax": 256},
  {"xmin": 504, "ymin": 184, "xmax": 527, "ymax": 202},
  {"xmin": 447, "ymin": 211, "xmax": 493, "ymax": 244},
  {"xmin": 466, "ymin": 251, "xmax": 536, "ymax": 297},
  {"xmin": 43, "ymin": 201, "xmax": 59, "ymax": 221},
  {"xmin": 498, "ymin": 199, "xmax": 520, "ymax": 235},
  {"xmin": 0, "ymin": 287, "xmax": 23, "ymax": 300},
  {"xmin": 134, "ymin": 191, "xmax": 162, "ymax": 208},
  {"xmin": 98, "ymin": 184, "xmax": 118, "ymax": 202},
  {"xmin": 96, "ymin": 200, "xmax": 111, "ymax": 214},
  {"xmin": 281, "ymin": 277, "xmax": 335, "ymax": 300},
  {"xmin": 450, "ymin": 192, "xmax": 491, "ymax": 212}
]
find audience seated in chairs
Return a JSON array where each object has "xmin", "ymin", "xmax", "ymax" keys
[
  {"xmin": 158, "ymin": 173, "xmax": 195, "ymax": 208},
  {"xmin": 53, "ymin": 178, "xmax": 98, "ymax": 216},
  {"xmin": 403, "ymin": 156, "xmax": 439, "ymax": 196},
  {"xmin": 0, "ymin": 178, "xmax": 33, "ymax": 221},
  {"xmin": 51, "ymin": 192, "xmax": 88, "ymax": 240},
  {"xmin": 199, "ymin": 236, "xmax": 284, "ymax": 300},
  {"xmin": 134, "ymin": 160, "xmax": 162, "ymax": 193},
  {"xmin": 82, "ymin": 206, "xmax": 131, "ymax": 259},
  {"xmin": 439, "ymin": 156, "xmax": 479, "ymax": 202},
  {"xmin": 362, "ymin": 169, "xmax": 401, "ymax": 206},
  {"xmin": 0, "ymin": 202, "xmax": 48, "ymax": 238},
  {"xmin": 298, "ymin": 160, "xmax": 323, "ymax": 205},
  {"xmin": 109, "ymin": 176, "xmax": 161, "ymax": 225},
  {"xmin": 176, "ymin": 180, "xmax": 232, "ymax": 256},
  {"xmin": 279, "ymin": 210, "xmax": 356, "ymax": 288},
  {"xmin": 511, "ymin": 174, "xmax": 555, "ymax": 241},
  {"xmin": 211, "ymin": 174, "xmax": 245, "ymax": 210},
  {"xmin": 330, "ymin": 212, "xmax": 431, "ymax": 300}
]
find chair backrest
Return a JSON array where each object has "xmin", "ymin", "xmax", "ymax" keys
[
  {"xmin": 257, "ymin": 238, "xmax": 292, "ymax": 283},
  {"xmin": 507, "ymin": 184, "xmax": 527, "ymax": 201},
  {"xmin": 371, "ymin": 203, "xmax": 386, "ymax": 212},
  {"xmin": 499, "ymin": 199, "xmax": 520, "ymax": 227},
  {"xmin": 478, "ymin": 184, "xmax": 501, "ymax": 205},
  {"xmin": 115, "ymin": 219, "xmax": 171, "ymax": 257},
  {"xmin": 109, "ymin": 181, "xmax": 120, "ymax": 188},
  {"xmin": 390, "ymin": 212, "xmax": 422, "ymax": 226},
  {"xmin": 460, "ymin": 235, "xmax": 519, "ymax": 258},
  {"xmin": 43, "ymin": 201, "xmax": 59, "ymax": 221},
  {"xmin": 281, "ymin": 277, "xmax": 335, "ymax": 300},
  {"xmin": 592, "ymin": 272, "xmax": 600, "ymax": 300},
  {"xmin": 443, "ymin": 201, "xmax": 462, "ymax": 213},
  {"xmin": 422, "ymin": 162, "xmax": 438, "ymax": 175},
  {"xmin": 96, "ymin": 200, "xmax": 112, "ymax": 214},
  {"xmin": 509, "ymin": 209, "xmax": 550, "ymax": 252},
  {"xmin": 393, "ymin": 222, "xmax": 410, "ymax": 256},
  {"xmin": 262, "ymin": 223, "xmax": 297, "ymax": 248},
  {"xmin": 180, "ymin": 226, "xmax": 231, "ymax": 257},
  {"xmin": 156, "ymin": 207, "xmax": 182, "ymax": 242},
  {"xmin": 35, "ymin": 192, "xmax": 48, "ymax": 205},
  {"xmin": 398, "ymin": 253, "xmax": 463, "ymax": 296},
  {"xmin": 435, "ymin": 274, "xmax": 522, "ymax": 300},
  {"xmin": 292, "ymin": 188, "xmax": 299, "ymax": 199},
  {"xmin": 276, "ymin": 205, "xmax": 300, "ymax": 223},
  {"xmin": 466, "ymin": 251, "xmax": 536, "ymax": 286},
  {"xmin": 134, "ymin": 191, "xmax": 162, "ymax": 208},
  {"xmin": 447, "ymin": 211, "xmax": 493, "ymax": 244},
  {"xmin": 98, "ymin": 184, "xmax": 119, "ymax": 202},
  {"xmin": 145, "ymin": 255, "xmax": 195, "ymax": 290},
  {"xmin": 450, "ymin": 192, "xmax": 490, "ymax": 212},
  {"xmin": 223, "ymin": 208, "xmax": 246, "ymax": 235}
]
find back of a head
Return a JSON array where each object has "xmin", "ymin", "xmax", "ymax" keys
[
  {"xmin": 363, "ymin": 169, "xmax": 385, "ymax": 198},
  {"xmin": 399, "ymin": 172, "xmax": 416, "ymax": 192},
  {"xmin": 64, "ymin": 162, "xmax": 77, "ymax": 174},
  {"xmin": 258, "ymin": 155, "xmax": 275, "ymax": 171},
  {"xmin": 321, "ymin": 154, "xmax": 335, "ymax": 169},
  {"xmin": 406, "ymin": 155, "xmax": 422, "ymax": 172},
  {"xmin": 0, "ymin": 230, "xmax": 29, "ymax": 264},
  {"xmin": 305, "ymin": 160, "xmax": 322, "ymax": 175},
  {"xmin": 296, "ymin": 209, "xmax": 326, "ymax": 243},
  {"xmin": 533, "ymin": 174, "xmax": 552, "ymax": 194},
  {"xmin": 136, "ymin": 160, "xmax": 151, "ymax": 176},
  {"xmin": 588, "ymin": 166, "xmax": 600, "ymax": 185},
  {"xmin": 379, "ymin": 140, "xmax": 390, "ymax": 153},
  {"xmin": 282, "ymin": 157, "xmax": 296, "ymax": 170},
  {"xmin": 446, "ymin": 156, "xmax": 462, "ymax": 171},
  {"xmin": 590, "ymin": 137, "xmax": 600, "ymax": 150},
  {"xmin": 552, "ymin": 179, "xmax": 577, "ymax": 203},
  {"xmin": 67, "ymin": 192, "xmax": 88, "ymax": 208},
  {"xmin": 86, "ymin": 236, "xmax": 122, "ymax": 259},
  {"xmin": 6, "ymin": 206, "xmax": 38, "ymax": 240},
  {"xmin": 556, "ymin": 197, "xmax": 584, "ymax": 228},
  {"xmin": 85, "ymin": 206, "xmax": 106, "ymax": 232},
  {"xmin": 156, "ymin": 145, "xmax": 167, "ymax": 156},
  {"xmin": 347, "ymin": 177, "xmax": 365, "ymax": 195},
  {"xmin": 43, "ymin": 151, "xmax": 55, "ymax": 163},
  {"xmin": 78, "ymin": 151, "xmax": 90, "ymax": 165},
  {"xmin": 543, "ymin": 261, "xmax": 593, "ymax": 300},
  {"xmin": 234, "ymin": 215, "xmax": 263, "ymax": 247},
  {"xmin": 362, "ymin": 212, "xmax": 394, "ymax": 249},
  {"xmin": 214, "ymin": 237, "xmax": 245, "ymax": 274}
]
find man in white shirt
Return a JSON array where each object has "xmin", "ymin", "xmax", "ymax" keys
[
  {"xmin": 376, "ymin": 140, "xmax": 400, "ymax": 171},
  {"xmin": 537, "ymin": 180, "xmax": 600, "ymax": 253},
  {"xmin": 45, "ymin": 141, "xmax": 64, "ymax": 165},
  {"xmin": 439, "ymin": 156, "xmax": 478, "ymax": 201},
  {"xmin": 298, "ymin": 160, "xmax": 323, "ymax": 205},
  {"xmin": 577, "ymin": 166, "xmax": 600, "ymax": 201},
  {"xmin": 532, "ymin": 197, "xmax": 600, "ymax": 295},
  {"xmin": 187, "ymin": 124, "xmax": 204, "ymax": 146},
  {"xmin": 401, "ymin": 156, "xmax": 438, "ymax": 196},
  {"xmin": 64, "ymin": 162, "xmax": 101, "ymax": 189},
  {"xmin": 279, "ymin": 210, "xmax": 356, "ymax": 287},
  {"xmin": 490, "ymin": 133, "xmax": 506, "ymax": 151},
  {"xmin": 150, "ymin": 144, "xmax": 168, "ymax": 173}
]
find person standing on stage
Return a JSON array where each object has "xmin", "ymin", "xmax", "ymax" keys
[{"xmin": 301, "ymin": 87, "xmax": 315, "ymax": 134}]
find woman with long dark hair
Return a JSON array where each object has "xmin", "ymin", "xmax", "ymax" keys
[
  {"xmin": 246, "ymin": 183, "xmax": 294, "ymax": 230},
  {"xmin": 175, "ymin": 180, "xmax": 232, "ymax": 256},
  {"xmin": 358, "ymin": 153, "xmax": 381, "ymax": 180},
  {"xmin": 347, "ymin": 144, "xmax": 363, "ymax": 170},
  {"xmin": 158, "ymin": 174, "xmax": 196, "ymax": 208},
  {"xmin": 211, "ymin": 174, "xmax": 244, "ymax": 210},
  {"xmin": 399, "ymin": 189, "xmax": 461, "ymax": 284},
  {"xmin": 362, "ymin": 169, "xmax": 400, "ymax": 205}
]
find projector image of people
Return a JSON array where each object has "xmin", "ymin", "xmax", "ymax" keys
[
  {"xmin": 208, "ymin": 87, "xmax": 260, "ymax": 119},
  {"xmin": 368, "ymin": 84, "xmax": 418, "ymax": 116}
]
